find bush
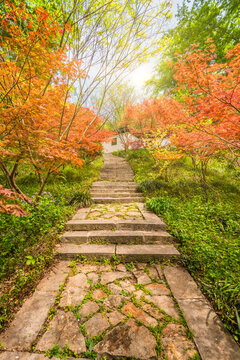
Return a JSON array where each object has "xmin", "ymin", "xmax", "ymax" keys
[
  {"xmin": 0, "ymin": 156, "xmax": 103, "ymax": 330},
  {"xmin": 122, "ymin": 148, "xmax": 240, "ymax": 341},
  {"xmin": 147, "ymin": 196, "xmax": 240, "ymax": 341},
  {"xmin": 137, "ymin": 180, "xmax": 168, "ymax": 193},
  {"xmin": 0, "ymin": 193, "xmax": 68, "ymax": 280}
]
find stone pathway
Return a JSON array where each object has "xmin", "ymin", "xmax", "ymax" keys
[{"xmin": 0, "ymin": 154, "xmax": 239, "ymax": 360}]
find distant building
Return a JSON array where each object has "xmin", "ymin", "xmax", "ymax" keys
[
  {"xmin": 102, "ymin": 126, "xmax": 144, "ymax": 153},
  {"xmin": 102, "ymin": 132, "xmax": 141, "ymax": 153},
  {"xmin": 102, "ymin": 127, "xmax": 170, "ymax": 153}
]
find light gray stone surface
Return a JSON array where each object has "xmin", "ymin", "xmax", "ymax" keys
[
  {"xmin": 150, "ymin": 295, "xmax": 180, "ymax": 320},
  {"xmin": 178, "ymin": 298, "xmax": 240, "ymax": 360},
  {"xmin": 107, "ymin": 310, "xmax": 125, "ymax": 326},
  {"xmin": 133, "ymin": 270, "xmax": 152, "ymax": 285},
  {"xmin": 36, "ymin": 311, "xmax": 86, "ymax": 353},
  {"xmin": 119, "ymin": 279, "xmax": 135, "ymax": 292},
  {"xmin": 60, "ymin": 272, "xmax": 89, "ymax": 306},
  {"xmin": 87, "ymin": 272, "xmax": 99, "ymax": 284},
  {"xmin": 0, "ymin": 353, "xmax": 67, "ymax": 360},
  {"xmin": 145, "ymin": 283, "xmax": 170, "ymax": 296},
  {"xmin": 78, "ymin": 301, "xmax": 99, "ymax": 322},
  {"xmin": 116, "ymin": 244, "xmax": 180, "ymax": 261},
  {"xmin": 107, "ymin": 283, "xmax": 122, "ymax": 295},
  {"xmin": 59, "ymin": 288, "xmax": 86, "ymax": 306},
  {"xmin": 85, "ymin": 313, "xmax": 109, "ymax": 337},
  {"xmin": 148, "ymin": 266, "xmax": 159, "ymax": 279},
  {"xmin": 161, "ymin": 323, "xmax": 198, "ymax": 360},
  {"xmin": 0, "ymin": 292, "xmax": 56, "ymax": 351},
  {"xmin": 103, "ymin": 295, "xmax": 125, "ymax": 309},
  {"xmin": 36, "ymin": 261, "xmax": 68, "ymax": 293},
  {"xmin": 101, "ymin": 271, "xmax": 128, "ymax": 285},
  {"xmin": 94, "ymin": 318, "xmax": 157, "ymax": 359},
  {"xmin": 57, "ymin": 244, "xmax": 116, "ymax": 260},
  {"xmin": 122, "ymin": 302, "xmax": 158, "ymax": 327},
  {"xmin": 164, "ymin": 265, "xmax": 205, "ymax": 299},
  {"xmin": 164, "ymin": 265, "xmax": 240, "ymax": 360}
]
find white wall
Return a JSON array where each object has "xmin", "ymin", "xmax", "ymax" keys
[{"xmin": 102, "ymin": 133, "xmax": 140, "ymax": 153}]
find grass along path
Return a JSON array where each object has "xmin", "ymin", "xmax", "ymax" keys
[
  {"xmin": 0, "ymin": 156, "xmax": 103, "ymax": 331},
  {"xmin": 114, "ymin": 149, "xmax": 240, "ymax": 343}
]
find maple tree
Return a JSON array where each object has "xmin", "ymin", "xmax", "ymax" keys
[
  {"xmin": 123, "ymin": 97, "xmax": 187, "ymax": 176},
  {"xmin": 173, "ymin": 41, "xmax": 240, "ymax": 155},
  {"xmin": 0, "ymin": 2, "xmax": 111, "ymax": 209},
  {"xmin": 147, "ymin": 0, "xmax": 240, "ymax": 95},
  {"xmin": 0, "ymin": 185, "xmax": 27, "ymax": 216},
  {"xmin": 123, "ymin": 38, "xmax": 240, "ymax": 182}
]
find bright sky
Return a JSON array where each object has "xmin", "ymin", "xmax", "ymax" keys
[
  {"xmin": 127, "ymin": 59, "xmax": 157, "ymax": 91},
  {"xmin": 127, "ymin": 0, "xmax": 185, "ymax": 92}
]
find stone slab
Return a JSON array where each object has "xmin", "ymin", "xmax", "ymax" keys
[
  {"xmin": 101, "ymin": 271, "xmax": 129, "ymax": 285},
  {"xmin": 35, "ymin": 261, "xmax": 68, "ymax": 293},
  {"xmin": 66, "ymin": 220, "xmax": 116, "ymax": 231},
  {"xmin": 92, "ymin": 181, "xmax": 136, "ymax": 187},
  {"xmin": 133, "ymin": 270, "xmax": 152, "ymax": 285},
  {"xmin": 56, "ymin": 244, "xmax": 116, "ymax": 260},
  {"xmin": 0, "ymin": 353, "xmax": 68, "ymax": 360},
  {"xmin": 164, "ymin": 265, "xmax": 240, "ymax": 359},
  {"xmin": 90, "ymin": 192, "xmax": 139, "ymax": 197},
  {"xmin": 178, "ymin": 298, "xmax": 240, "ymax": 360},
  {"xmin": 0, "ymin": 292, "xmax": 56, "ymax": 351},
  {"xmin": 87, "ymin": 272, "xmax": 99, "ymax": 284},
  {"xmin": 164, "ymin": 265, "xmax": 205, "ymax": 299},
  {"xmin": 60, "ymin": 272, "xmax": 89, "ymax": 306},
  {"xmin": 107, "ymin": 310, "xmax": 125, "ymax": 326},
  {"xmin": 78, "ymin": 301, "xmax": 99, "ymax": 322},
  {"xmin": 36, "ymin": 311, "xmax": 86, "ymax": 353},
  {"xmin": 59, "ymin": 288, "xmax": 86, "ymax": 307},
  {"xmin": 93, "ymin": 197, "xmax": 144, "ymax": 204},
  {"xmin": 92, "ymin": 289, "xmax": 107, "ymax": 300},
  {"xmin": 116, "ymin": 244, "xmax": 180, "ymax": 261},
  {"xmin": 85, "ymin": 313, "xmax": 109, "ymax": 337},
  {"xmin": 122, "ymin": 302, "xmax": 158, "ymax": 327},
  {"xmin": 117, "ymin": 220, "xmax": 165, "ymax": 231},
  {"xmin": 149, "ymin": 295, "xmax": 180, "ymax": 320},
  {"xmin": 72, "ymin": 208, "xmax": 89, "ymax": 220},
  {"xmin": 145, "ymin": 283, "xmax": 170, "ymax": 296},
  {"xmin": 103, "ymin": 295, "xmax": 125, "ymax": 309},
  {"xmin": 161, "ymin": 323, "xmax": 198, "ymax": 360},
  {"xmin": 94, "ymin": 318, "xmax": 157, "ymax": 359}
]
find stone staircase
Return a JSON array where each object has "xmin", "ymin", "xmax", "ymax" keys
[
  {"xmin": 56, "ymin": 154, "xmax": 180, "ymax": 261},
  {"xmin": 91, "ymin": 181, "xmax": 144, "ymax": 203}
]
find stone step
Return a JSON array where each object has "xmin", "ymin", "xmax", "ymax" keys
[
  {"xmin": 90, "ymin": 192, "xmax": 140, "ymax": 198},
  {"xmin": 91, "ymin": 189, "xmax": 138, "ymax": 193},
  {"xmin": 100, "ymin": 178, "xmax": 134, "ymax": 181},
  {"xmin": 91, "ymin": 188, "xmax": 138, "ymax": 193},
  {"xmin": 56, "ymin": 243, "xmax": 180, "ymax": 261},
  {"xmin": 65, "ymin": 219, "xmax": 166, "ymax": 231},
  {"xmin": 61, "ymin": 230, "xmax": 173, "ymax": 244},
  {"xmin": 93, "ymin": 197, "xmax": 144, "ymax": 204},
  {"xmin": 100, "ymin": 170, "xmax": 133, "ymax": 173},
  {"xmin": 92, "ymin": 181, "xmax": 137, "ymax": 187}
]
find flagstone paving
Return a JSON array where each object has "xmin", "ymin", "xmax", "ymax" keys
[
  {"xmin": 0, "ymin": 153, "xmax": 239, "ymax": 360},
  {"xmin": 0, "ymin": 261, "xmax": 198, "ymax": 359}
]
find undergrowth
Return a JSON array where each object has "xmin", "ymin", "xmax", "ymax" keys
[
  {"xmin": 114, "ymin": 149, "xmax": 240, "ymax": 342},
  {"xmin": 0, "ymin": 155, "xmax": 103, "ymax": 331}
]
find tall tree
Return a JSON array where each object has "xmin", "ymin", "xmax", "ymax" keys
[
  {"xmin": 147, "ymin": 0, "xmax": 240, "ymax": 94},
  {"xmin": 0, "ymin": 2, "xmax": 110, "ymax": 199}
]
